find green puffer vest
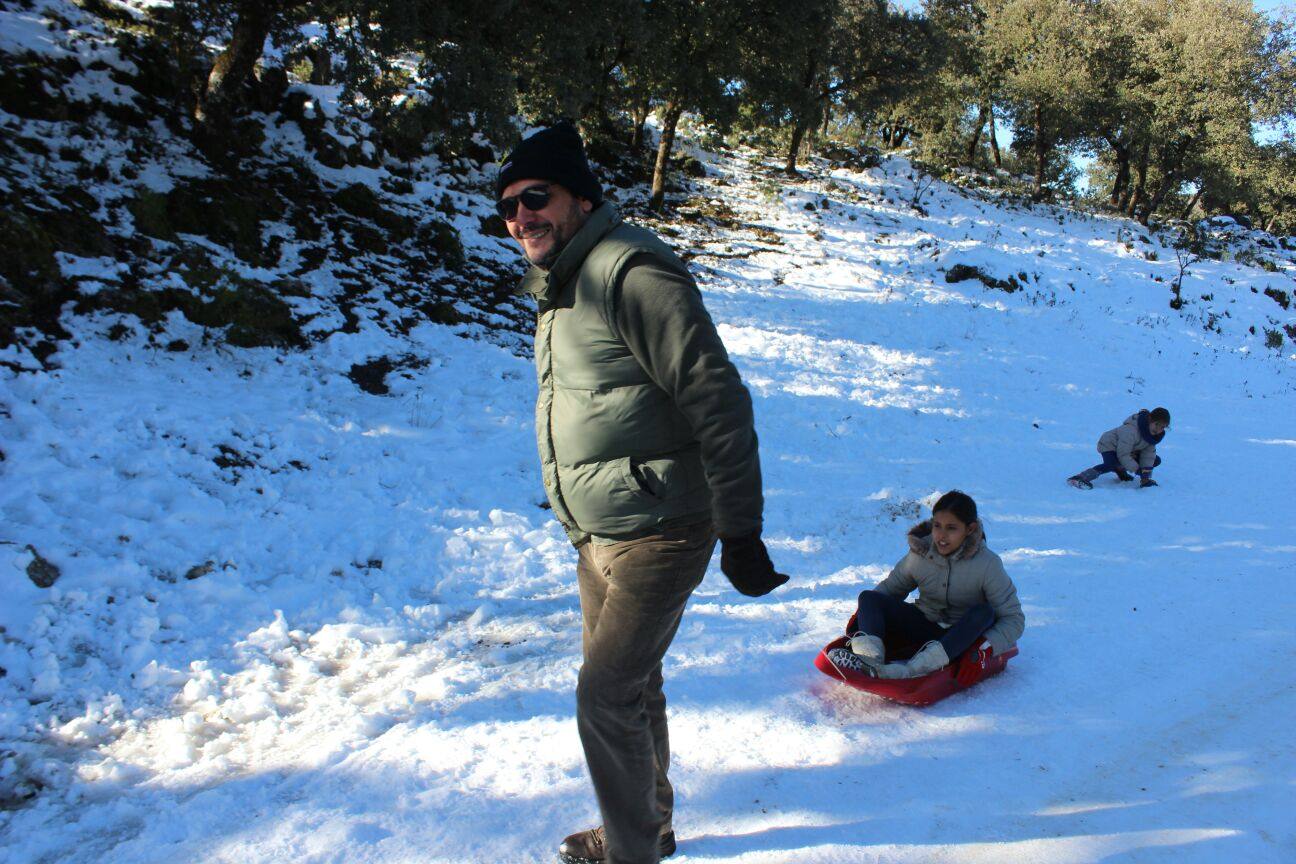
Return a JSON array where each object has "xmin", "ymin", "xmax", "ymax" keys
[{"xmin": 520, "ymin": 205, "xmax": 712, "ymax": 545}]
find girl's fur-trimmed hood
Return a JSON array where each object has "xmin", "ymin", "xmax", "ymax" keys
[{"xmin": 907, "ymin": 519, "xmax": 985, "ymax": 560}]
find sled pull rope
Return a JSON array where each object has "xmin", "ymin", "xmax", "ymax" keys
[{"xmin": 825, "ymin": 652, "xmax": 850, "ymax": 682}]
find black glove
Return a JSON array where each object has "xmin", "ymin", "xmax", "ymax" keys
[
  {"xmin": 720, "ymin": 533, "xmax": 789, "ymax": 597},
  {"xmin": 1115, "ymin": 470, "xmax": 1133, "ymax": 482},
  {"xmin": 1140, "ymin": 477, "xmax": 1158, "ymax": 488}
]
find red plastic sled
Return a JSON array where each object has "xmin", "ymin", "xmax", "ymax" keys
[{"xmin": 813, "ymin": 617, "xmax": 1018, "ymax": 706}]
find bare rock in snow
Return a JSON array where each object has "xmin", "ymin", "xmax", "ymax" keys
[{"xmin": 25, "ymin": 545, "xmax": 60, "ymax": 588}]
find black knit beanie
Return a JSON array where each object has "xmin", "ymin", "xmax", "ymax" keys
[{"xmin": 495, "ymin": 122, "xmax": 603, "ymax": 205}]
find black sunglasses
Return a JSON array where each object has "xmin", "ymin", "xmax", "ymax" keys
[{"xmin": 496, "ymin": 184, "xmax": 552, "ymax": 221}]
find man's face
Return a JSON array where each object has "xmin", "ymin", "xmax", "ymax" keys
[
  {"xmin": 1150, "ymin": 420, "xmax": 1167, "ymax": 436},
  {"xmin": 499, "ymin": 179, "xmax": 593, "ymax": 270}
]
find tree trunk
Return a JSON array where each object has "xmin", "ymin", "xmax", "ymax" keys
[
  {"xmin": 785, "ymin": 114, "xmax": 811, "ymax": 176},
  {"xmin": 630, "ymin": 97, "xmax": 650, "ymax": 151},
  {"xmin": 307, "ymin": 43, "xmax": 331, "ymax": 85},
  {"xmin": 1125, "ymin": 140, "xmax": 1149, "ymax": 216},
  {"xmin": 1106, "ymin": 134, "xmax": 1131, "ymax": 208},
  {"xmin": 965, "ymin": 103, "xmax": 989, "ymax": 164},
  {"xmin": 1141, "ymin": 172, "xmax": 1176, "ymax": 225},
  {"xmin": 648, "ymin": 99, "xmax": 682, "ymax": 213},
  {"xmin": 785, "ymin": 54, "xmax": 820, "ymax": 176},
  {"xmin": 1032, "ymin": 102, "xmax": 1047, "ymax": 198},
  {"xmin": 882, "ymin": 119, "xmax": 912, "ymax": 149},
  {"xmin": 588, "ymin": 38, "xmax": 628, "ymax": 133},
  {"xmin": 988, "ymin": 111, "xmax": 1001, "ymax": 168},
  {"xmin": 198, "ymin": 1, "xmax": 276, "ymax": 123},
  {"xmin": 1140, "ymin": 142, "xmax": 1186, "ymax": 224},
  {"xmin": 1179, "ymin": 187, "xmax": 1203, "ymax": 221}
]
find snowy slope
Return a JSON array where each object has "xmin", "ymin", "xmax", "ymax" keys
[
  {"xmin": 4, "ymin": 140, "xmax": 1294, "ymax": 863},
  {"xmin": 4, "ymin": 5, "xmax": 1296, "ymax": 863}
]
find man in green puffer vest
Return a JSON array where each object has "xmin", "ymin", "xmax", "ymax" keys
[{"xmin": 494, "ymin": 123, "xmax": 788, "ymax": 864}]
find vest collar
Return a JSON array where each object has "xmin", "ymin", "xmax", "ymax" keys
[{"xmin": 516, "ymin": 203, "xmax": 623, "ymax": 304}]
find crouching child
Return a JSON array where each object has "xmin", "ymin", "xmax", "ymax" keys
[
  {"xmin": 828, "ymin": 490, "xmax": 1025, "ymax": 681},
  {"xmin": 1067, "ymin": 407, "xmax": 1170, "ymax": 489}
]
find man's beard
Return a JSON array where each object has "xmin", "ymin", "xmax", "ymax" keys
[
  {"xmin": 532, "ymin": 232, "xmax": 572, "ymax": 270},
  {"xmin": 523, "ymin": 199, "xmax": 588, "ymax": 270}
]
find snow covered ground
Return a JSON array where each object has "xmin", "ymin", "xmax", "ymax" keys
[{"xmin": 3, "ymin": 14, "xmax": 1296, "ymax": 857}]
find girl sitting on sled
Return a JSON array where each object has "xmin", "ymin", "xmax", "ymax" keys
[{"xmin": 828, "ymin": 490, "xmax": 1025, "ymax": 681}]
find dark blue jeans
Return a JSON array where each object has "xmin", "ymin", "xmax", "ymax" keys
[
  {"xmin": 1079, "ymin": 451, "xmax": 1161, "ymax": 482},
  {"xmin": 854, "ymin": 590, "xmax": 994, "ymax": 660}
]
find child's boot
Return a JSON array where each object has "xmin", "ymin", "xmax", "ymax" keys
[
  {"xmin": 874, "ymin": 660, "xmax": 912, "ymax": 679},
  {"xmin": 826, "ymin": 647, "xmax": 874, "ymax": 675},
  {"xmin": 903, "ymin": 640, "xmax": 951, "ymax": 677},
  {"xmin": 847, "ymin": 632, "xmax": 885, "ymax": 668},
  {"xmin": 872, "ymin": 640, "xmax": 950, "ymax": 679},
  {"xmin": 1068, "ymin": 465, "xmax": 1104, "ymax": 489}
]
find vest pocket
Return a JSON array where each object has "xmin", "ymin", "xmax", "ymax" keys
[
  {"xmin": 561, "ymin": 452, "xmax": 711, "ymax": 536},
  {"xmin": 620, "ymin": 449, "xmax": 707, "ymax": 503},
  {"xmin": 621, "ymin": 457, "xmax": 659, "ymax": 501}
]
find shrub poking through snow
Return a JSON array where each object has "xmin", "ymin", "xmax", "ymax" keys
[{"xmin": 945, "ymin": 263, "xmax": 1021, "ymax": 293}]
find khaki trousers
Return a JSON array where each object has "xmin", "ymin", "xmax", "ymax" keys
[{"xmin": 575, "ymin": 520, "xmax": 716, "ymax": 864}]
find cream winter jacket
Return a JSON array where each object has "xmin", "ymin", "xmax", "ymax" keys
[
  {"xmin": 1097, "ymin": 411, "xmax": 1162, "ymax": 474},
  {"xmin": 874, "ymin": 521, "xmax": 1025, "ymax": 655}
]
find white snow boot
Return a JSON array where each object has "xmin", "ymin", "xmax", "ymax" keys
[
  {"xmin": 874, "ymin": 641, "xmax": 951, "ymax": 679},
  {"xmin": 904, "ymin": 640, "xmax": 950, "ymax": 677},
  {"xmin": 847, "ymin": 632, "xmax": 885, "ymax": 668},
  {"xmin": 873, "ymin": 660, "xmax": 912, "ymax": 679}
]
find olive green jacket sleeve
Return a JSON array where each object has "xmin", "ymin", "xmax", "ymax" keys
[{"xmin": 613, "ymin": 253, "xmax": 763, "ymax": 539}]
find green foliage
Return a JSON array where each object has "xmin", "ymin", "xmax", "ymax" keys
[
  {"xmin": 189, "ymin": 284, "xmax": 304, "ymax": 349},
  {"xmin": 736, "ymin": 0, "xmax": 941, "ymax": 172},
  {"xmin": 511, "ymin": 0, "xmax": 642, "ymax": 126},
  {"xmin": 129, "ymin": 179, "xmax": 285, "ymax": 265},
  {"xmin": 85, "ymin": 263, "xmax": 306, "ymax": 349},
  {"xmin": 56, "ymin": 0, "xmax": 1296, "ymax": 234},
  {"xmin": 945, "ymin": 262, "xmax": 1021, "ymax": 292},
  {"xmin": 983, "ymin": 0, "xmax": 1113, "ymax": 196},
  {"xmin": 0, "ymin": 208, "xmax": 61, "ymax": 305}
]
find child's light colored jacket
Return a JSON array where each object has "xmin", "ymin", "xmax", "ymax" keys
[
  {"xmin": 1097, "ymin": 411, "xmax": 1161, "ymax": 474},
  {"xmin": 874, "ymin": 520, "xmax": 1025, "ymax": 655}
]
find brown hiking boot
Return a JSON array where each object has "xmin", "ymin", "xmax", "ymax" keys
[{"xmin": 557, "ymin": 825, "xmax": 677, "ymax": 863}]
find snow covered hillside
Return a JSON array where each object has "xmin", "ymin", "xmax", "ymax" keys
[
  {"xmin": 4, "ymin": 6, "xmax": 1296, "ymax": 864},
  {"xmin": 4, "ymin": 144, "xmax": 1294, "ymax": 862}
]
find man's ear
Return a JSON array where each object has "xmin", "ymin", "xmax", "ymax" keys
[{"xmin": 579, "ymin": 197, "xmax": 594, "ymax": 214}]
